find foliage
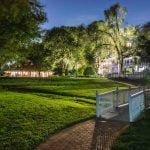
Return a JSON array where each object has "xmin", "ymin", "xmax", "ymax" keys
[
  {"xmin": 44, "ymin": 26, "xmax": 79, "ymax": 75},
  {"xmin": 102, "ymin": 3, "xmax": 138, "ymax": 72},
  {"xmin": 137, "ymin": 22, "xmax": 150, "ymax": 62},
  {"xmin": 112, "ymin": 109, "xmax": 150, "ymax": 150},
  {"xmin": 53, "ymin": 66, "xmax": 64, "ymax": 76},
  {"xmin": 23, "ymin": 42, "xmax": 49, "ymax": 71},
  {"xmin": 84, "ymin": 50, "xmax": 96, "ymax": 65},
  {"xmin": 68, "ymin": 69, "xmax": 77, "ymax": 77},
  {"xmin": 0, "ymin": 69, "xmax": 4, "ymax": 76},
  {"xmin": 0, "ymin": 0, "xmax": 46, "ymax": 66},
  {"xmin": 0, "ymin": 2, "xmax": 148, "ymax": 76},
  {"xmin": 77, "ymin": 67, "xmax": 85, "ymax": 76},
  {"xmin": 84, "ymin": 66, "xmax": 96, "ymax": 77}
]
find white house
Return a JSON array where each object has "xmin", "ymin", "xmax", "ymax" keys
[
  {"xmin": 98, "ymin": 56, "xmax": 149, "ymax": 76},
  {"xmin": 98, "ymin": 57, "xmax": 119, "ymax": 75}
]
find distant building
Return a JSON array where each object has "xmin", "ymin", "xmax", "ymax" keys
[
  {"xmin": 98, "ymin": 57, "xmax": 119, "ymax": 75},
  {"xmin": 98, "ymin": 56, "xmax": 150, "ymax": 76},
  {"xmin": 4, "ymin": 70, "xmax": 53, "ymax": 77}
]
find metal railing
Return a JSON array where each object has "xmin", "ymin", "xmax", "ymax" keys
[
  {"xmin": 96, "ymin": 90, "xmax": 115, "ymax": 117},
  {"xmin": 96, "ymin": 87, "xmax": 142, "ymax": 118},
  {"xmin": 145, "ymin": 89, "xmax": 150, "ymax": 108},
  {"xmin": 107, "ymin": 72, "xmax": 147, "ymax": 80},
  {"xmin": 129, "ymin": 91, "xmax": 145, "ymax": 122}
]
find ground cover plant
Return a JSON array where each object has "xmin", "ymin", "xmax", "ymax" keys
[
  {"xmin": 112, "ymin": 75, "xmax": 150, "ymax": 150},
  {"xmin": 112, "ymin": 109, "xmax": 150, "ymax": 150},
  {"xmin": 0, "ymin": 77, "xmax": 132, "ymax": 149}
]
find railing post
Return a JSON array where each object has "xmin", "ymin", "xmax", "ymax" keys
[
  {"xmin": 138, "ymin": 85, "xmax": 141, "ymax": 92},
  {"xmin": 96, "ymin": 91, "xmax": 100, "ymax": 118},
  {"xmin": 128, "ymin": 86, "xmax": 132, "ymax": 122},
  {"xmin": 113, "ymin": 90, "xmax": 115, "ymax": 111},
  {"xmin": 128, "ymin": 91, "xmax": 132, "ymax": 122},
  {"xmin": 128, "ymin": 86, "xmax": 131, "ymax": 98},
  {"xmin": 116, "ymin": 87, "xmax": 119, "ymax": 109},
  {"xmin": 143, "ymin": 86, "xmax": 147, "ymax": 108}
]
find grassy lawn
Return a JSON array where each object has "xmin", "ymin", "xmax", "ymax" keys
[
  {"xmin": 0, "ymin": 77, "xmax": 132, "ymax": 99},
  {"xmin": 112, "ymin": 109, "xmax": 150, "ymax": 150},
  {"xmin": 0, "ymin": 77, "xmax": 132, "ymax": 149}
]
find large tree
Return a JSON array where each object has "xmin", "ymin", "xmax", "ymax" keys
[
  {"xmin": 103, "ymin": 3, "xmax": 137, "ymax": 72},
  {"xmin": 44, "ymin": 26, "xmax": 78, "ymax": 75},
  {"xmin": 87, "ymin": 21, "xmax": 114, "ymax": 71},
  {"xmin": 0, "ymin": 0, "xmax": 46, "ymax": 64},
  {"xmin": 71, "ymin": 25, "xmax": 89, "ymax": 72},
  {"xmin": 24, "ymin": 42, "xmax": 49, "ymax": 74},
  {"xmin": 137, "ymin": 22, "xmax": 150, "ymax": 62}
]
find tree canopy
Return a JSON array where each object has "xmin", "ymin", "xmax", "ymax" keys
[
  {"xmin": 0, "ymin": 0, "xmax": 46, "ymax": 56},
  {"xmin": 103, "ymin": 3, "xmax": 137, "ymax": 72},
  {"xmin": 137, "ymin": 22, "xmax": 150, "ymax": 62},
  {"xmin": 0, "ymin": 2, "xmax": 148, "ymax": 76}
]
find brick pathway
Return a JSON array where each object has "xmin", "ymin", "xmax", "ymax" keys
[
  {"xmin": 37, "ymin": 119, "xmax": 129, "ymax": 150},
  {"xmin": 37, "ymin": 119, "xmax": 95, "ymax": 150},
  {"xmin": 91, "ymin": 119, "xmax": 129, "ymax": 150}
]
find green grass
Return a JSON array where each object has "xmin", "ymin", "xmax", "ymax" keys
[
  {"xmin": 112, "ymin": 109, "xmax": 150, "ymax": 150},
  {"xmin": 0, "ymin": 77, "xmax": 132, "ymax": 149},
  {"xmin": 0, "ymin": 77, "xmax": 133, "ymax": 99},
  {"xmin": 0, "ymin": 91, "xmax": 94, "ymax": 150}
]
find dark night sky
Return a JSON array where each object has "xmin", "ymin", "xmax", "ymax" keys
[{"xmin": 40, "ymin": 0, "xmax": 150, "ymax": 29}]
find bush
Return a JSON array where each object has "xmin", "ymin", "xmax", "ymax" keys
[
  {"xmin": 68, "ymin": 69, "xmax": 77, "ymax": 77},
  {"xmin": 83, "ymin": 66, "xmax": 96, "ymax": 77},
  {"xmin": 53, "ymin": 67, "xmax": 68, "ymax": 76},
  {"xmin": 146, "ymin": 73, "xmax": 150, "ymax": 88},
  {"xmin": 77, "ymin": 67, "xmax": 84, "ymax": 76},
  {"xmin": 0, "ymin": 70, "xmax": 4, "ymax": 76},
  {"xmin": 53, "ymin": 67, "xmax": 63, "ymax": 76}
]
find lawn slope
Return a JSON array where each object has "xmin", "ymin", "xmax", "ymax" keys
[
  {"xmin": 0, "ymin": 91, "xmax": 94, "ymax": 149},
  {"xmin": 0, "ymin": 77, "xmax": 132, "ymax": 149}
]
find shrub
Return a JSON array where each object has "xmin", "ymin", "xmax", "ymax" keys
[
  {"xmin": 77, "ymin": 67, "xmax": 84, "ymax": 76},
  {"xmin": 68, "ymin": 69, "xmax": 77, "ymax": 77},
  {"xmin": 83, "ymin": 66, "xmax": 96, "ymax": 77},
  {"xmin": 0, "ymin": 70, "xmax": 4, "ymax": 76}
]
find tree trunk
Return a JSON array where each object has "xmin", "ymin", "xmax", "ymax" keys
[
  {"xmin": 118, "ymin": 56, "xmax": 124, "ymax": 73},
  {"xmin": 38, "ymin": 71, "xmax": 40, "ymax": 77},
  {"xmin": 61, "ymin": 62, "xmax": 65, "ymax": 76},
  {"xmin": 62, "ymin": 59, "xmax": 69, "ymax": 76}
]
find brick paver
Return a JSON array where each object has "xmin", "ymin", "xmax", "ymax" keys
[
  {"xmin": 37, "ymin": 118, "xmax": 129, "ymax": 150},
  {"xmin": 91, "ymin": 119, "xmax": 129, "ymax": 150},
  {"xmin": 37, "ymin": 88, "xmax": 150, "ymax": 149},
  {"xmin": 37, "ymin": 119, "xmax": 95, "ymax": 150}
]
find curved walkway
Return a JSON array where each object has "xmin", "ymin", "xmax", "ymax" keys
[
  {"xmin": 37, "ymin": 119, "xmax": 95, "ymax": 150},
  {"xmin": 37, "ymin": 118, "xmax": 129, "ymax": 150}
]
